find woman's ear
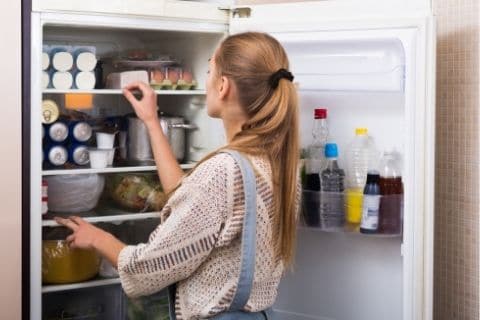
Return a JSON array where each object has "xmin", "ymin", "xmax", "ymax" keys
[{"xmin": 218, "ymin": 75, "xmax": 231, "ymax": 100}]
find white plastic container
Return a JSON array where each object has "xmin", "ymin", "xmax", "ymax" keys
[
  {"xmin": 76, "ymin": 52, "xmax": 97, "ymax": 72},
  {"xmin": 106, "ymin": 148, "xmax": 115, "ymax": 166},
  {"xmin": 89, "ymin": 149, "xmax": 109, "ymax": 169},
  {"xmin": 41, "ymin": 71, "xmax": 50, "ymax": 89},
  {"xmin": 75, "ymin": 71, "xmax": 96, "ymax": 90},
  {"xmin": 96, "ymin": 132, "xmax": 116, "ymax": 149},
  {"xmin": 42, "ymin": 52, "xmax": 50, "ymax": 71},
  {"xmin": 105, "ymin": 70, "xmax": 149, "ymax": 89},
  {"xmin": 52, "ymin": 71, "xmax": 73, "ymax": 90},
  {"xmin": 52, "ymin": 51, "xmax": 74, "ymax": 72}
]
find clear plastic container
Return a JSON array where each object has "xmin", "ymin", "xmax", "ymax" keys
[
  {"xmin": 319, "ymin": 191, "xmax": 345, "ymax": 231},
  {"xmin": 345, "ymin": 128, "xmax": 378, "ymax": 189},
  {"xmin": 345, "ymin": 128, "xmax": 378, "ymax": 230},
  {"xmin": 319, "ymin": 143, "xmax": 345, "ymax": 231}
]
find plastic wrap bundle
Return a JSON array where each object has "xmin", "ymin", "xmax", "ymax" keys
[{"xmin": 45, "ymin": 174, "xmax": 105, "ymax": 213}]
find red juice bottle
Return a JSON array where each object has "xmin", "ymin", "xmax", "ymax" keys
[{"xmin": 378, "ymin": 151, "xmax": 403, "ymax": 235}]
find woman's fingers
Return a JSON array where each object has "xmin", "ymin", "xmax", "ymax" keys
[
  {"xmin": 123, "ymin": 81, "xmax": 154, "ymax": 98},
  {"xmin": 54, "ymin": 217, "xmax": 79, "ymax": 231},
  {"xmin": 136, "ymin": 82, "xmax": 154, "ymax": 96},
  {"xmin": 70, "ymin": 216, "xmax": 85, "ymax": 226},
  {"xmin": 66, "ymin": 234, "xmax": 75, "ymax": 244},
  {"xmin": 122, "ymin": 88, "xmax": 139, "ymax": 107},
  {"xmin": 123, "ymin": 81, "xmax": 143, "ymax": 91}
]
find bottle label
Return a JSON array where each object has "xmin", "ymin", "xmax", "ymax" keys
[{"xmin": 360, "ymin": 194, "xmax": 380, "ymax": 230}]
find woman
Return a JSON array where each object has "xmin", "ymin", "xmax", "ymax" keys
[{"xmin": 56, "ymin": 32, "xmax": 300, "ymax": 319}]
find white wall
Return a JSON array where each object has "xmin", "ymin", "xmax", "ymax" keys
[{"xmin": 0, "ymin": 1, "xmax": 22, "ymax": 319}]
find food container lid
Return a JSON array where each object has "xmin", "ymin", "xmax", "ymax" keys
[{"xmin": 42, "ymin": 100, "xmax": 60, "ymax": 124}]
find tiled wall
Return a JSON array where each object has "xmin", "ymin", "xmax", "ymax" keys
[{"xmin": 434, "ymin": 0, "xmax": 479, "ymax": 319}]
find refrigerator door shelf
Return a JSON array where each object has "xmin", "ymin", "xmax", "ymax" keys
[{"xmin": 286, "ymin": 38, "xmax": 406, "ymax": 92}]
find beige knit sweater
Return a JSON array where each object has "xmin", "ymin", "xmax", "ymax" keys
[{"xmin": 118, "ymin": 153, "xmax": 298, "ymax": 319}]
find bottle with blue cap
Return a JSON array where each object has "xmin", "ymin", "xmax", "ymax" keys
[
  {"xmin": 319, "ymin": 143, "xmax": 345, "ymax": 230},
  {"xmin": 321, "ymin": 143, "xmax": 345, "ymax": 192}
]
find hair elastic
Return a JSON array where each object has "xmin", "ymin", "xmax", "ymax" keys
[{"xmin": 269, "ymin": 68, "xmax": 294, "ymax": 89}]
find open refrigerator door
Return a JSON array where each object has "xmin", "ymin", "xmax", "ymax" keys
[{"xmin": 229, "ymin": 3, "xmax": 435, "ymax": 320}]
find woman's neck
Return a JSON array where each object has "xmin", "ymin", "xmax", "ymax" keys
[
  {"xmin": 222, "ymin": 103, "xmax": 248, "ymax": 142},
  {"xmin": 223, "ymin": 117, "xmax": 245, "ymax": 142}
]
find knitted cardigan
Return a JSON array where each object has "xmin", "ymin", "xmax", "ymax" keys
[{"xmin": 118, "ymin": 153, "xmax": 299, "ymax": 319}]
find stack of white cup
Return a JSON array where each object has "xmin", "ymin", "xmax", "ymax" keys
[
  {"xmin": 51, "ymin": 47, "xmax": 74, "ymax": 90},
  {"xmin": 89, "ymin": 132, "xmax": 116, "ymax": 169},
  {"xmin": 42, "ymin": 46, "xmax": 97, "ymax": 90}
]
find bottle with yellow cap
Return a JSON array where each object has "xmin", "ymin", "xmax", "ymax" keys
[{"xmin": 345, "ymin": 127, "xmax": 378, "ymax": 231}]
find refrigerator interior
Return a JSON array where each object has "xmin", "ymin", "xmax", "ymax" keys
[
  {"xmin": 41, "ymin": 219, "xmax": 162, "ymax": 319},
  {"xmin": 42, "ymin": 25, "xmax": 227, "ymax": 162},
  {"xmin": 43, "ymin": 278, "xmax": 170, "ymax": 320},
  {"xmin": 270, "ymin": 34, "xmax": 411, "ymax": 320},
  {"xmin": 35, "ymin": 16, "xmax": 422, "ymax": 320},
  {"xmin": 38, "ymin": 22, "xmax": 227, "ymax": 319}
]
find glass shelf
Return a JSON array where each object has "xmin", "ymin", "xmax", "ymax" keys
[
  {"xmin": 43, "ymin": 89, "xmax": 206, "ymax": 95},
  {"xmin": 298, "ymin": 225, "xmax": 402, "ymax": 238},
  {"xmin": 42, "ymin": 212, "xmax": 160, "ymax": 227},
  {"xmin": 42, "ymin": 163, "xmax": 195, "ymax": 176},
  {"xmin": 42, "ymin": 277, "xmax": 121, "ymax": 293}
]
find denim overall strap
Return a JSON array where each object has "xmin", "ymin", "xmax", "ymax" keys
[
  {"xmin": 168, "ymin": 150, "xmax": 258, "ymax": 319},
  {"xmin": 221, "ymin": 150, "xmax": 257, "ymax": 311}
]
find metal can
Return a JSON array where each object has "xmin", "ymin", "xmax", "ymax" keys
[
  {"xmin": 69, "ymin": 121, "xmax": 92, "ymax": 143},
  {"xmin": 68, "ymin": 143, "xmax": 90, "ymax": 166},
  {"xmin": 45, "ymin": 144, "xmax": 68, "ymax": 166},
  {"xmin": 42, "ymin": 180, "xmax": 48, "ymax": 215},
  {"xmin": 47, "ymin": 121, "xmax": 69, "ymax": 143},
  {"xmin": 42, "ymin": 100, "xmax": 60, "ymax": 124}
]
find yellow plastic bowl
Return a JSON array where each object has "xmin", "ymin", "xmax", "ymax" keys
[{"xmin": 42, "ymin": 240, "xmax": 100, "ymax": 284}]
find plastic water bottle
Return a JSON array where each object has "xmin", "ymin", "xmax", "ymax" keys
[
  {"xmin": 321, "ymin": 143, "xmax": 345, "ymax": 192},
  {"xmin": 304, "ymin": 108, "xmax": 328, "ymax": 191},
  {"xmin": 320, "ymin": 143, "xmax": 345, "ymax": 231},
  {"xmin": 345, "ymin": 128, "xmax": 378, "ymax": 231}
]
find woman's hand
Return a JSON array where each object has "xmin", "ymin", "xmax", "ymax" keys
[
  {"xmin": 55, "ymin": 216, "xmax": 107, "ymax": 250},
  {"xmin": 123, "ymin": 81, "xmax": 159, "ymax": 129}
]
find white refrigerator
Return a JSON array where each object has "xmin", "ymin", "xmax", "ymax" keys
[{"xmin": 26, "ymin": 1, "xmax": 435, "ymax": 319}]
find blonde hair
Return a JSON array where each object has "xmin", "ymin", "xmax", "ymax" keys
[{"xmin": 182, "ymin": 32, "xmax": 300, "ymax": 267}]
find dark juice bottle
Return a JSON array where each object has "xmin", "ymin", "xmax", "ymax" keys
[
  {"xmin": 360, "ymin": 172, "xmax": 381, "ymax": 234},
  {"xmin": 302, "ymin": 108, "xmax": 328, "ymax": 227},
  {"xmin": 303, "ymin": 173, "xmax": 321, "ymax": 227},
  {"xmin": 378, "ymin": 152, "xmax": 404, "ymax": 235},
  {"xmin": 305, "ymin": 173, "xmax": 321, "ymax": 191}
]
